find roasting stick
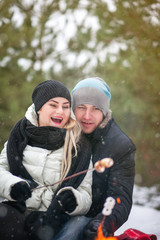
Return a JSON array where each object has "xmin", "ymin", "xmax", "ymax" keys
[{"xmin": 31, "ymin": 158, "xmax": 114, "ymax": 191}]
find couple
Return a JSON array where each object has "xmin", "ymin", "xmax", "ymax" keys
[{"xmin": 0, "ymin": 77, "xmax": 136, "ymax": 240}]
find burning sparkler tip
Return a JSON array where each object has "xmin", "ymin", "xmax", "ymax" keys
[{"xmin": 116, "ymin": 198, "xmax": 121, "ymax": 204}]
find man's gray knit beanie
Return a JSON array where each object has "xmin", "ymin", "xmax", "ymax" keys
[
  {"xmin": 71, "ymin": 77, "xmax": 111, "ymax": 116},
  {"xmin": 32, "ymin": 80, "xmax": 71, "ymax": 113}
]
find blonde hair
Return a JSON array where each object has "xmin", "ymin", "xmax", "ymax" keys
[
  {"xmin": 36, "ymin": 102, "xmax": 81, "ymax": 180},
  {"xmin": 60, "ymin": 117, "xmax": 81, "ymax": 180}
]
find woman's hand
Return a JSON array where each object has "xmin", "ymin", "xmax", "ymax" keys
[
  {"xmin": 10, "ymin": 181, "xmax": 32, "ymax": 201},
  {"xmin": 57, "ymin": 190, "xmax": 77, "ymax": 213}
]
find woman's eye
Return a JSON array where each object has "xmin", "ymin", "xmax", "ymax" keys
[
  {"xmin": 50, "ymin": 104, "xmax": 56, "ymax": 107},
  {"xmin": 63, "ymin": 106, "xmax": 70, "ymax": 109}
]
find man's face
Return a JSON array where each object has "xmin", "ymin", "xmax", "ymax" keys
[{"xmin": 74, "ymin": 104, "xmax": 103, "ymax": 134}]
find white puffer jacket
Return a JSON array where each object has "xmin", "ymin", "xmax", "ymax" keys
[{"xmin": 0, "ymin": 105, "xmax": 92, "ymax": 215}]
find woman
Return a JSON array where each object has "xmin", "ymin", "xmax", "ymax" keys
[{"xmin": 0, "ymin": 80, "xmax": 92, "ymax": 240}]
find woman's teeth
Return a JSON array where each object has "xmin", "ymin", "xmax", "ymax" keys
[{"xmin": 51, "ymin": 117, "xmax": 62, "ymax": 124}]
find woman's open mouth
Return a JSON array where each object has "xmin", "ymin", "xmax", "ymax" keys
[{"xmin": 51, "ymin": 116, "xmax": 63, "ymax": 125}]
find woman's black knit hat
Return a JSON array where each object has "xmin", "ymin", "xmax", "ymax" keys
[{"xmin": 32, "ymin": 80, "xmax": 71, "ymax": 113}]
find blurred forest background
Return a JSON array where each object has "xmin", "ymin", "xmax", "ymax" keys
[{"xmin": 0, "ymin": 0, "xmax": 160, "ymax": 187}]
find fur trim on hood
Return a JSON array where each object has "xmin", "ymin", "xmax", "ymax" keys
[{"xmin": 99, "ymin": 109, "xmax": 112, "ymax": 129}]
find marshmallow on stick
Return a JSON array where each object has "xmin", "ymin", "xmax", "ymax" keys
[
  {"xmin": 32, "ymin": 158, "xmax": 114, "ymax": 192},
  {"xmin": 94, "ymin": 158, "xmax": 114, "ymax": 173}
]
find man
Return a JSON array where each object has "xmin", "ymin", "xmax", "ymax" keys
[
  {"xmin": 54, "ymin": 77, "xmax": 136, "ymax": 240},
  {"xmin": 71, "ymin": 77, "xmax": 136, "ymax": 239}
]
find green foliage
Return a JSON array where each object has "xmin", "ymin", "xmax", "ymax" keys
[
  {"xmin": 92, "ymin": 0, "xmax": 160, "ymax": 186},
  {"xmin": 0, "ymin": 0, "xmax": 46, "ymax": 146},
  {"xmin": 0, "ymin": 0, "xmax": 159, "ymax": 186}
]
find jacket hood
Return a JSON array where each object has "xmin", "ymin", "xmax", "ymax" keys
[
  {"xmin": 25, "ymin": 104, "xmax": 38, "ymax": 126},
  {"xmin": 99, "ymin": 109, "xmax": 112, "ymax": 129}
]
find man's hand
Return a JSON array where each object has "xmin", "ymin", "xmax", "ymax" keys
[{"xmin": 84, "ymin": 218, "xmax": 109, "ymax": 240}]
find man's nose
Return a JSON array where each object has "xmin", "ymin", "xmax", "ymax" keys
[{"xmin": 83, "ymin": 109, "xmax": 91, "ymax": 119}]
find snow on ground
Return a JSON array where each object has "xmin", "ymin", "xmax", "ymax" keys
[
  {"xmin": 115, "ymin": 184, "xmax": 160, "ymax": 239},
  {"xmin": 115, "ymin": 205, "xmax": 160, "ymax": 238},
  {"xmin": 133, "ymin": 184, "xmax": 160, "ymax": 209}
]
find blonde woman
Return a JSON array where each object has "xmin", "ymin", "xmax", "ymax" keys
[{"xmin": 0, "ymin": 80, "xmax": 92, "ymax": 240}]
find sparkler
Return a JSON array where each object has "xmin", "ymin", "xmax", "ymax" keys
[
  {"xmin": 95, "ymin": 197, "xmax": 117, "ymax": 240},
  {"xmin": 95, "ymin": 197, "xmax": 121, "ymax": 240},
  {"xmin": 31, "ymin": 158, "xmax": 114, "ymax": 191}
]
